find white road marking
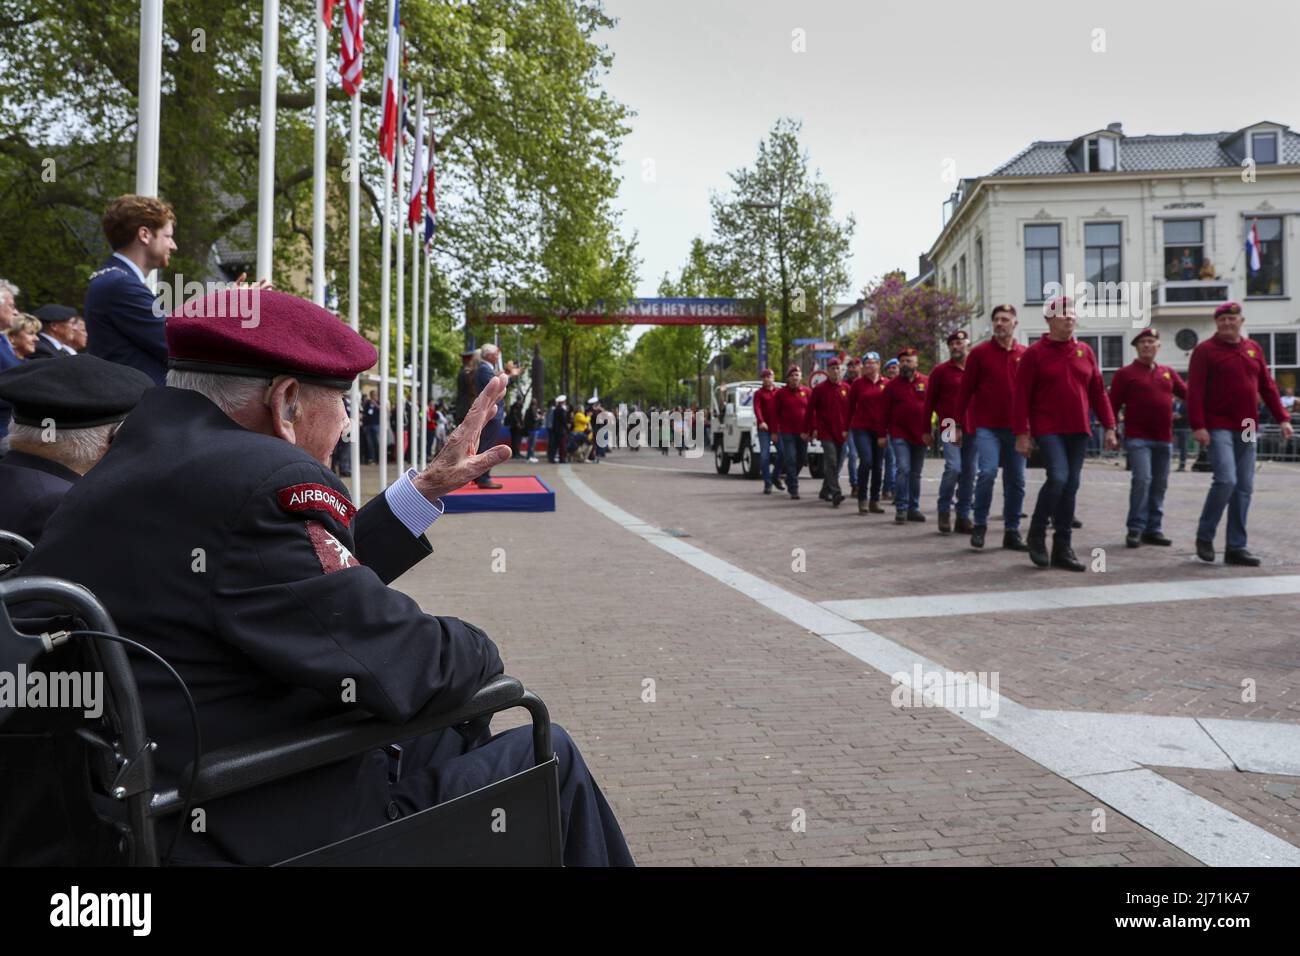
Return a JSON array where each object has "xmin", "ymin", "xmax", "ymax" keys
[
  {"xmin": 822, "ymin": 576, "xmax": 1300, "ymax": 621},
  {"xmin": 560, "ymin": 464, "xmax": 1300, "ymax": 866}
]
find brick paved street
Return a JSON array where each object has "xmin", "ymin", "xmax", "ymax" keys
[{"xmin": 372, "ymin": 447, "xmax": 1300, "ymax": 866}]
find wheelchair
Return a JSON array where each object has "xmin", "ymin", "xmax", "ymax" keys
[{"xmin": 0, "ymin": 568, "xmax": 564, "ymax": 867}]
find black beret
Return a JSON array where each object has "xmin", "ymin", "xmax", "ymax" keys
[
  {"xmin": 0, "ymin": 354, "xmax": 153, "ymax": 428},
  {"xmin": 33, "ymin": 304, "xmax": 78, "ymax": 325}
]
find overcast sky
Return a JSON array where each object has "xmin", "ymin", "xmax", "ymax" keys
[{"xmin": 600, "ymin": 0, "xmax": 1300, "ymax": 302}]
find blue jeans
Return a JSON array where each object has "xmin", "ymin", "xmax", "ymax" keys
[
  {"xmin": 845, "ymin": 436, "xmax": 858, "ymax": 488},
  {"xmin": 882, "ymin": 439, "xmax": 896, "ymax": 494},
  {"xmin": 972, "ymin": 427, "xmax": 1025, "ymax": 529},
  {"xmin": 850, "ymin": 429, "xmax": 882, "ymax": 501},
  {"xmin": 937, "ymin": 435, "xmax": 976, "ymax": 518},
  {"xmin": 778, "ymin": 433, "xmax": 807, "ymax": 494},
  {"xmin": 759, "ymin": 428, "xmax": 776, "ymax": 488},
  {"xmin": 1030, "ymin": 433, "xmax": 1088, "ymax": 542},
  {"xmin": 889, "ymin": 438, "xmax": 925, "ymax": 513},
  {"xmin": 1125, "ymin": 438, "xmax": 1171, "ymax": 534},
  {"xmin": 1173, "ymin": 427, "xmax": 1190, "ymax": 468},
  {"xmin": 1196, "ymin": 429, "xmax": 1256, "ymax": 550}
]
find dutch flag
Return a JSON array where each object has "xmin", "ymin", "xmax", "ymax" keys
[{"xmin": 1246, "ymin": 219, "xmax": 1262, "ymax": 274}]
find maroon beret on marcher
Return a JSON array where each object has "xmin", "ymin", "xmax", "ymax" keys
[
  {"xmin": 1131, "ymin": 327, "xmax": 1159, "ymax": 346},
  {"xmin": 166, "ymin": 288, "xmax": 377, "ymax": 389},
  {"xmin": 1214, "ymin": 301, "xmax": 1243, "ymax": 318}
]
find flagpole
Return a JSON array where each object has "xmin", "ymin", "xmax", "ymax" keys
[
  {"xmin": 347, "ymin": 79, "xmax": 362, "ymax": 503},
  {"xmin": 256, "ymin": 0, "xmax": 280, "ymax": 283},
  {"xmin": 136, "ymin": 0, "xmax": 163, "ymax": 292},
  {"xmin": 312, "ymin": 2, "xmax": 328, "ymax": 306},
  {"xmin": 395, "ymin": 76, "xmax": 406, "ymax": 476},
  {"xmin": 408, "ymin": 87, "xmax": 422, "ymax": 477},
  {"xmin": 421, "ymin": 242, "xmax": 431, "ymax": 469}
]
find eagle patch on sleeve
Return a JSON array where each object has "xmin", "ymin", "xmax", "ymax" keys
[
  {"xmin": 305, "ymin": 520, "xmax": 358, "ymax": 574},
  {"xmin": 277, "ymin": 482, "xmax": 356, "ymax": 527}
]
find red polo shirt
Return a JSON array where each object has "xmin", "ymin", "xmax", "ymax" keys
[
  {"xmin": 955, "ymin": 338, "xmax": 1027, "ymax": 432},
  {"xmin": 847, "ymin": 374, "xmax": 889, "ymax": 432},
  {"xmin": 1186, "ymin": 335, "xmax": 1288, "ymax": 431},
  {"xmin": 1013, "ymin": 335, "xmax": 1115, "ymax": 437},
  {"xmin": 883, "ymin": 372, "xmax": 931, "ymax": 445},
  {"xmin": 923, "ymin": 359, "xmax": 966, "ymax": 432},
  {"xmin": 772, "ymin": 383, "xmax": 812, "ymax": 435},
  {"xmin": 805, "ymin": 378, "xmax": 851, "ymax": 442},
  {"xmin": 1108, "ymin": 360, "xmax": 1187, "ymax": 442},
  {"xmin": 752, "ymin": 383, "xmax": 780, "ymax": 429}
]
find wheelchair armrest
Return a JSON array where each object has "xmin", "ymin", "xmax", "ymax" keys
[{"xmin": 149, "ymin": 674, "xmax": 551, "ymax": 817}]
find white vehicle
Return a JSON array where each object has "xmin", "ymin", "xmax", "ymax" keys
[{"xmin": 710, "ymin": 379, "xmax": 824, "ymax": 479}]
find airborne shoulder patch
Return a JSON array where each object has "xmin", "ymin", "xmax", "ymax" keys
[{"xmin": 277, "ymin": 482, "xmax": 356, "ymax": 527}]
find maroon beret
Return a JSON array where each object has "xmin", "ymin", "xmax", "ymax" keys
[
  {"xmin": 166, "ymin": 289, "xmax": 376, "ymax": 389},
  {"xmin": 1131, "ymin": 327, "xmax": 1159, "ymax": 346},
  {"xmin": 1214, "ymin": 301, "xmax": 1243, "ymax": 318}
]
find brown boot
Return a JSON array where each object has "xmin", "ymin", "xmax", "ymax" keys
[{"xmin": 868, "ymin": 500, "xmax": 885, "ymax": 514}]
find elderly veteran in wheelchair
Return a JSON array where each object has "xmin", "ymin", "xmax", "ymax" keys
[{"xmin": 15, "ymin": 288, "xmax": 632, "ymax": 866}]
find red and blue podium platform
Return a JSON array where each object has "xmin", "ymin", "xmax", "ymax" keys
[{"xmin": 440, "ymin": 475, "xmax": 555, "ymax": 514}]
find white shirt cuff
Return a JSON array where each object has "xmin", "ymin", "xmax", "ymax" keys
[{"xmin": 383, "ymin": 469, "xmax": 445, "ymax": 537}]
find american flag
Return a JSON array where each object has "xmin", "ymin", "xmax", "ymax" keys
[
  {"xmin": 339, "ymin": 0, "xmax": 363, "ymax": 97},
  {"xmin": 323, "ymin": 0, "xmax": 339, "ymax": 26},
  {"xmin": 378, "ymin": 0, "xmax": 401, "ymax": 163}
]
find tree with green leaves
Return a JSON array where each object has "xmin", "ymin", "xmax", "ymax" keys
[
  {"xmin": 0, "ymin": 0, "xmax": 633, "ymax": 393},
  {"xmin": 709, "ymin": 118, "xmax": 855, "ymax": 373}
]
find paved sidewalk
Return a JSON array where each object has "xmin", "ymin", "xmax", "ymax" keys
[{"xmin": 380, "ymin": 456, "xmax": 1245, "ymax": 866}]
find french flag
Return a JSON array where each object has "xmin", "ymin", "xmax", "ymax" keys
[
  {"xmin": 1246, "ymin": 219, "xmax": 1262, "ymax": 274},
  {"xmin": 377, "ymin": 0, "xmax": 401, "ymax": 164}
]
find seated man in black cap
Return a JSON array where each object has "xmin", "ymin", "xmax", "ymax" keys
[
  {"xmin": 29, "ymin": 305, "xmax": 81, "ymax": 359},
  {"xmin": 19, "ymin": 288, "xmax": 632, "ymax": 867},
  {"xmin": 0, "ymin": 354, "xmax": 153, "ymax": 545}
]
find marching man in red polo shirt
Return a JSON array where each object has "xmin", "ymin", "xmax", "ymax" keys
[
  {"xmin": 881, "ymin": 348, "xmax": 930, "ymax": 524},
  {"xmin": 1013, "ymin": 297, "xmax": 1118, "ymax": 571},
  {"xmin": 752, "ymin": 367, "xmax": 785, "ymax": 495},
  {"xmin": 774, "ymin": 364, "xmax": 812, "ymax": 500},
  {"xmin": 847, "ymin": 351, "xmax": 888, "ymax": 514},
  {"xmin": 954, "ymin": 305, "xmax": 1029, "ymax": 552},
  {"xmin": 1108, "ymin": 328, "xmax": 1187, "ymax": 549},
  {"xmin": 805, "ymin": 357, "xmax": 851, "ymax": 507},
  {"xmin": 1188, "ymin": 301, "xmax": 1293, "ymax": 565},
  {"xmin": 925, "ymin": 329, "xmax": 974, "ymax": 535}
]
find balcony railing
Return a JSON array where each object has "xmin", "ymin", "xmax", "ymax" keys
[{"xmin": 1158, "ymin": 279, "xmax": 1233, "ymax": 306}]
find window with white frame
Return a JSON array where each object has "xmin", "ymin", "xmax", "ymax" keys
[
  {"xmin": 974, "ymin": 237, "xmax": 984, "ymax": 316},
  {"xmin": 1024, "ymin": 224, "xmax": 1061, "ymax": 303},
  {"xmin": 1086, "ymin": 136, "xmax": 1118, "ymax": 172},
  {"xmin": 1246, "ymin": 331, "xmax": 1298, "ymax": 406},
  {"xmin": 1084, "ymin": 223, "xmax": 1122, "ymax": 302},
  {"xmin": 1163, "ymin": 220, "xmax": 1205, "ymax": 281},
  {"xmin": 959, "ymin": 254, "xmax": 967, "ymax": 303},
  {"xmin": 1246, "ymin": 217, "xmax": 1284, "ymax": 297}
]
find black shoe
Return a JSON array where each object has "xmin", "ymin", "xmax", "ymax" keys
[
  {"xmin": 1027, "ymin": 532, "xmax": 1050, "ymax": 568},
  {"xmin": 850, "ymin": 484, "xmax": 858, "ymax": 498},
  {"xmin": 954, "ymin": 517, "xmax": 973, "ymax": 534},
  {"xmin": 938, "ymin": 513, "xmax": 952, "ymax": 534},
  {"xmin": 790, "ymin": 493, "xmax": 801, "ymax": 500},
  {"xmin": 1051, "ymin": 542, "xmax": 1087, "ymax": 572},
  {"xmin": 906, "ymin": 510, "xmax": 926, "ymax": 523},
  {"xmin": 1225, "ymin": 549, "xmax": 1261, "ymax": 567},
  {"xmin": 774, "ymin": 481, "xmax": 786, "ymax": 491},
  {"xmin": 1071, "ymin": 518, "xmax": 1083, "ymax": 529},
  {"xmin": 1141, "ymin": 532, "xmax": 1172, "ymax": 546},
  {"xmin": 1126, "ymin": 532, "xmax": 1141, "ymax": 549},
  {"xmin": 763, "ymin": 485, "xmax": 772, "ymax": 495},
  {"xmin": 970, "ymin": 525, "xmax": 987, "ymax": 549},
  {"xmin": 1196, "ymin": 539, "xmax": 1215, "ymax": 563},
  {"xmin": 831, "ymin": 493, "xmax": 845, "ymax": 508},
  {"xmin": 819, "ymin": 490, "xmax": 831, "ymax": 502},
  {"xmin": 1002, "ymin": 530, "xmax": 1028, "ymax": 552},
  {"xmin": 894, "ymin": 512, "xmax": 906, "ymax": 524}
]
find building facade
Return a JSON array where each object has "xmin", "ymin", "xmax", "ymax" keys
[{"xmin": 928, "ymin": 121, "xmax": 1300, "ymax": 392}]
